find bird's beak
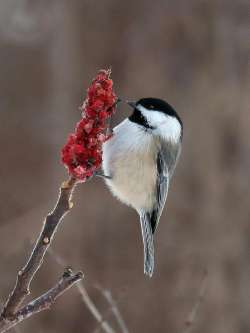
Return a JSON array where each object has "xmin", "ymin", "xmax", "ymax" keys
[{"xmin": 126, "ymin": 101, "xmax": 137, "ymax": 109}]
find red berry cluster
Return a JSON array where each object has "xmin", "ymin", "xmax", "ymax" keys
[{"xmin": 61, "ymin": 69, "xmax": 117, "ymax": 181}]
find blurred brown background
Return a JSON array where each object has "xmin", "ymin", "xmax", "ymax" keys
[{"xmin": 0, "ymin": 0, "xmax": 249, "ymax": 332}]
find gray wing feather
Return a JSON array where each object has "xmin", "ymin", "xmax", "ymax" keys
[
  {"xmin": 140, "ymin": 144, "xmax": 180, "ymax": 276},
  {"xmin": 139, "ymin": 152, "xmax": 169, "ymax": 277},
  {"xmin": 151, "ymin": 151, "xmax": 169, "ymax": 233}
]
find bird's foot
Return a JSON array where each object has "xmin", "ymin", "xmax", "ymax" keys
[{"xmin": 93, "ymin": 170, "xmax": 111, "ymax": 179}]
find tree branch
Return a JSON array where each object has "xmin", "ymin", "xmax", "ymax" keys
[
  {"xmin": 0, "ymin": 269, "xmax": 83, "ymax": 333},
  {"xmin": 95, "ymin": 286, "xmax": 129, "ymax": 333},
  {"xmin": 182, "ymin": 269, "xmax": 208, "ymax": 333},
  {"xmin": 77, "ymin": 284, "xmax": 116, "ymax": 333},
  {"xmin": 0, "ymin": 176, "xmax": 80, "ymax": 332},
  {"xmin": 0, "ymin": 303, "xmax": 20, "ymax": 333},
  {"xmin": 48, "ymin": 248, "xmax": 116, "ymax": 333}
]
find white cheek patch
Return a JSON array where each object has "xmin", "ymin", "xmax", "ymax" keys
[{"xmin": 137, "ymin": 105, "xmax": 181, "ymax": 142}]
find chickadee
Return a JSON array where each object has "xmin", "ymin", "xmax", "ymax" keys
[{"xmin": 102, "ymin": 98, "xmax": 183, "ymax": 277}]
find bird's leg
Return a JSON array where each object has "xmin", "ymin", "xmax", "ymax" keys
[
  {"xmin": 106, "ymin": 117, "xmax": 113, "ymax": 137},
  {"xmin": 86, "ymin": 160, "xmax": 111, "ymax": 180},
  {"xmin": 93, "ymin": 170, "xmax": 111, "ymax": 179},
  {"xmin": 106, "ymin": 97, "xmax": 122, "ymax": 136}
]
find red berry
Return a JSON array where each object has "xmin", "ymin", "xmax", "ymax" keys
[{"xmin": 61, "ymin": 70, "xmax": 117, "ymax": 181}]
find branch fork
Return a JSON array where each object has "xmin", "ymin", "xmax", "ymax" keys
[{"xmin": 0, "ymin": 177, "xmax": 83, "ymax": 333}]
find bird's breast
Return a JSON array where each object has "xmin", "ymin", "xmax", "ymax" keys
[{"xmin": 102, "ymin": 120, "xmax": 157, "ymax": 211}]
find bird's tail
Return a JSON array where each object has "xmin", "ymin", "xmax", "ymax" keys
[{"xmin": 139, "ymin": 211, "xmax": 154, "ymax": 277}]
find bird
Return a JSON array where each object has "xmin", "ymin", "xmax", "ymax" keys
[{"xmin": 102, "ymin": 97, "xmax": 183, "ymax": 277}]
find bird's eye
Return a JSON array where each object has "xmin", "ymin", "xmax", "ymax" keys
[{"xmin": 150, "ymin": 105, "xmax": 154, "ymax": 109}]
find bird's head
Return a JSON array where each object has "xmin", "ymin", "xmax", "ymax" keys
[{"xmin": 127, "ymin": 97, "xmax": 183, "ymax": 142}]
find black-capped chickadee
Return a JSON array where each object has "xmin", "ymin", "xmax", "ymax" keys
[{"xmin": 102, "ymin": 98, "xmax": 183, "ymax": 277}]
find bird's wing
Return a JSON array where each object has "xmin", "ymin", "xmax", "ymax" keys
[{"xmin": 150, "ymin": 150, "xmax": 169, "ymax": 233}]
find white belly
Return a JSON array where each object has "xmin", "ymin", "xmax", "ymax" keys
[{"xmin": 102, "ymin": 120, "xmax": 157, "ymax": 211}]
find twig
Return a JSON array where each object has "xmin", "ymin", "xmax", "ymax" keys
[
  {"xmin": 0, "ymin": 269, "xmax": 82, "ymax": 333},
  {"xmin": 0, "ymin": 176, "xmax": 81, "ymax": 332},
  {"xmin": 77, "ymin": 284, "xmax": 115, "ymax": 333},
  {"xmin": 2, "ymin": 177, "xmax": 76, "ymax": 317},
  {"xmin": 93, "ymin": 304, "xmax": 117, "ymax": 333},
  {"xmin": 182, "ymin": 269, "xmax": 208, "ymax": 333},
  {"xmin": 48, "ymin": 249, "xmax": 116, "ymax": 333},
  {"xmin": 95, "ymin": 287, "xmax": 129, "ymax": 333}
]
